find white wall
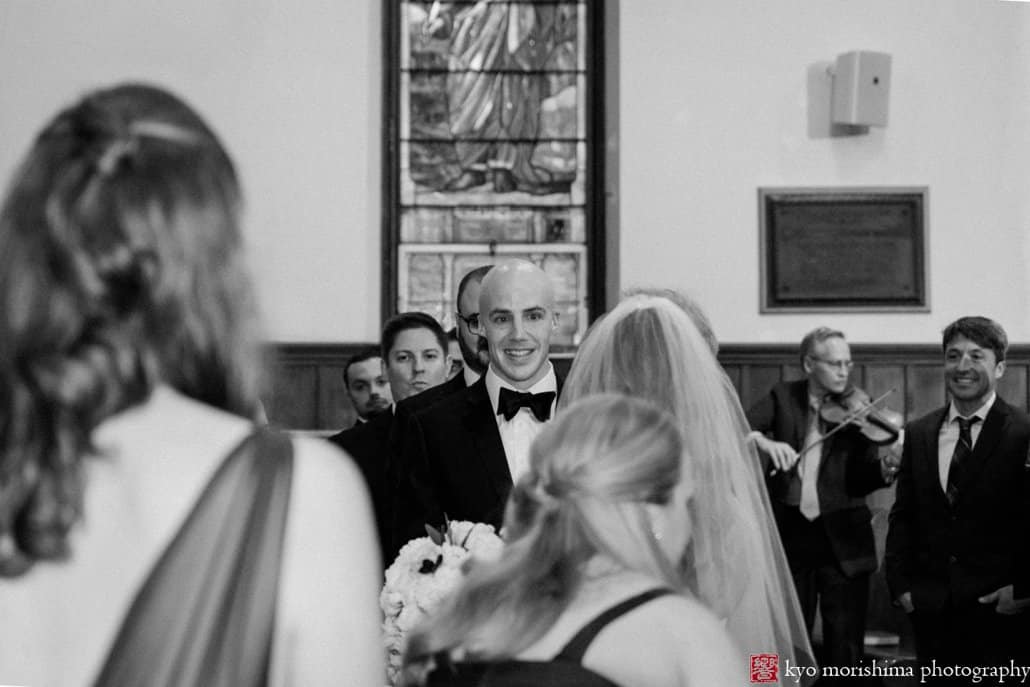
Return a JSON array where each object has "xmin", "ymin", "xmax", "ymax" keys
[
  {"xmin": 0, "ymin": 0, "xmax": 381, "ymax": 343},
  {"xmin": 2, "ymin": 1, "xmax": 1028, "ymax": 344},
  {"xmin": 618, "ymin": 0, "xmax": 1030, "ymax": 343}
]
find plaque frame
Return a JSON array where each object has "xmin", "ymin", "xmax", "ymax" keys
[{"xmin": 758, "ymin": 186, "xmax": 929, "ymax": 313}]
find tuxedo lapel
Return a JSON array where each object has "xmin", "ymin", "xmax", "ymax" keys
[{"xmin": 462, "ymin": 378, "xmax": 512, "ymax": 504}]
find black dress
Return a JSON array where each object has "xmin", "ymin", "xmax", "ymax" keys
[{"xmin": 426, "ymin": 588, "xmax": 673, "ymax": 687}]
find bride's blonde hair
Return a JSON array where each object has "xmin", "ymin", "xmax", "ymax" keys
[
  {"xmin": 402, "ymin": 393, "xmax": 686, "ymax": 683},
  {"xmin": 558, "ymin": 294, "xmax": 812, "ymax": 662}
]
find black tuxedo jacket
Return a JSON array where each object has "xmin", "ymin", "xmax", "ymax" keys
[
  {"xmin": 328, "ymin": 410, "xmax": 395, "ymax": 565},
  {"xmin": 885, "ymin": 397, "xmax": 1030, "ymax": 611},
  {"xmin": 397, "ymin": 372, "xmax": 466, "ymax": 418},
  {"xmin": 406, "ymin": 376, "xmax": 510, "ymax": 531},
  {"xmin": 747, "ymin": 379, "xmax": 888, "ymax": 576},
  {"xmin": 400, "ymin": 371, "xmax": 562, "ymax": 542},
  {"xmin": 387, "ymin": 372, "xmax": 470, "ymax": 558}
]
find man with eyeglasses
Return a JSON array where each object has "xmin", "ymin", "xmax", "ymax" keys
[{"xmin": 747, "ymin": 326, "xmax": 895, "ymax": 674}]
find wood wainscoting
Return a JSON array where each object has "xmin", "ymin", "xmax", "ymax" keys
[
  {"xmin": 264, "ymin": 344, "xmax": 578, "ymax": 431},
  {"xmin": 268, "ymin": 342, "xmax": 1030, "ymax": 431},
  {"xmin": 267, "ymin": 341, "xmax": 1030, "ymax": 648}
]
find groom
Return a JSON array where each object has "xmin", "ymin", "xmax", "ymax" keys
[{"xmin": 399, "ymin": 259, "xmax": 561, "ymax": 535}]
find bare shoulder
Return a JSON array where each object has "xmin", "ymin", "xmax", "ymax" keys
[
  {"xmin": 270, "ymin": 435, "xmax": 383, "ymax": 686},
  {"xmin": 289, "ymin": 435, "xmax": 371, "ymax": 502},
  {"xmin": 586, "ymin": 594, "xmax": 748, "ymax": 687}
]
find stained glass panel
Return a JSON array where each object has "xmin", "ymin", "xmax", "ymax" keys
[{"xmin": 389, "ymin": 1, "xmax": 598, "ymax": 350}]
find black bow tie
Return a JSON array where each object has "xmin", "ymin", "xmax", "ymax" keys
[{"xmin": 497, "ymin": 387, "xmax": 556, "ymax": 422}]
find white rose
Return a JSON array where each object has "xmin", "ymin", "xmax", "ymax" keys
[{"xmin": 464, "ymin": 525, "xmax": 503, "ymax": 561}]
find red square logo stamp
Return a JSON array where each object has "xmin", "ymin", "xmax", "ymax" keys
[{"xmin": 750, "ymin": 653, "xmax": 779, "ymax": 683}]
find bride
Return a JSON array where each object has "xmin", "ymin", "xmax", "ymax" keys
[{"xmin": 558, "ymin": 294, "xmax": 813, "ymax": 673}]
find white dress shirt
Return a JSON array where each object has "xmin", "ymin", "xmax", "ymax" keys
[
  {"xmin": 937, "ymin": 392, "xmax": 995, "ymax": 491},
  {"xmin": 484, "ymin": 364, "xmax": 558, "ymax": 484}
]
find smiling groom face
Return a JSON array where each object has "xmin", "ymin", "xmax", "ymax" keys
[{"xmin": 478, "ymin": 260, "xmax": 558, "ymax": 390}]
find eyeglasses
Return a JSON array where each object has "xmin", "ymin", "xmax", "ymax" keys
[
  {"xmin": 457, "ymin": 312, "xmax": 480, "ymax": 330},
  {"xmin": 810, "ymin": 357, "xmax": 854, "ymax": 371}
]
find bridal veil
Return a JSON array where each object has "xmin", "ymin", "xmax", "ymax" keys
[{"xmin": 559, "ymin": 295, "xmax": 813, "ymax": 671}]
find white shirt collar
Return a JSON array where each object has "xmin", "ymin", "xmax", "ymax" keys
[
  {"xmin": 485, "ymin": 363, "xmax": 557, "ymax": 416},
  {"xmin": 463, "ymin": 364, "xmax": 482, "ymax": 388},
  {"xmin": 947, "ymin": 392, "xmax": 996, "ymax": 423}
]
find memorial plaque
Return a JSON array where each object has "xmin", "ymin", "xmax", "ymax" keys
[{"xmin": 759, "ymin": 187, "xmax": 928, "ymax": 312}]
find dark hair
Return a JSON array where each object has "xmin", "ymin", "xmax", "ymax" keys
[
  {"xmin": 381, "ymin": 312, "xmax": 447, "ymax": 360},
  {"xmin": 799, "ymin": 327, "xmax": 845, "ymax": 366},
  {"xmin": 343, "ymin": 345, "xmax": 383, "ymax": 386},
  {"xmin": 942, "ymin": 316, "xmax": 1008, "ymax": 362},
  {"xmin": 0, "ymin": 83, "xmax": 262, "ymax": 576},
  {"xmin": 456, "ymin": 265, "xmax": 492, "ymax": 311}
]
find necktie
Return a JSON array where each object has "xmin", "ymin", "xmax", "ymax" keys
[
  {"xmin": 945, "ymin": 416, "xmax": 979, "ymax": 506},
  {"xmin": 497, "ymin": 388, "xmax": 556, "ymax": 422},
  {"xmin": 799, "ymin": 403, "xmax": 822, "ymax": 521}
]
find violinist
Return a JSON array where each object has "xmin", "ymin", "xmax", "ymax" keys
[{"xmin": 746, "ymin": 327, "xmax": 898, "ymax": 676}]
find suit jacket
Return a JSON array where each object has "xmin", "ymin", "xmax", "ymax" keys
[
  {"xmin": 405, "ymin": 376, "xmax": 511, "ymax": 532},
  {"xmin": 401, "ymin": 371, "xmax": 563, "ymax": 540},
  {"xmin": 388, "ymin": 372, "xmax": 470, "ymax": 558},
  {"xmin": 328, "ymin": 411, "xmax": 395, "ymax": 565},
  {"xmin": 397, "ymin": 372, "xmax": 466, "ymax": 418},
  {"xmin": 885, "ymin": 397, "xmax": 1030, "ymax": 611},
  {"xmin": 747, "ymin": 379, "xmax": 888, "ymax": 576}
]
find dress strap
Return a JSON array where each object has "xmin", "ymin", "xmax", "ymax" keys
[
  {"xmin": 555, "ymin": 588, "xmax": 674, "ymax": 664},
  {"xmin": 92, "ymin": 427, "xmax": 294, "ymax": 687}
]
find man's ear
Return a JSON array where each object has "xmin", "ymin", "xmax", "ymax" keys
[
  {"xmin": 802, "ymin": 356, "xmax": 813, "ymax": 375},
  {"xmin": 551, "ymin": 311, "xmax": 560, "ymax": 330},
  {"xmin": 995, "ymin": 360, "xmax": 1007, "ymax": 380}
]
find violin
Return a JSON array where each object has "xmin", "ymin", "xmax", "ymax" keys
[{"xmin": 818, "ymin": 385, "xmax": 903, "ymax": 445}]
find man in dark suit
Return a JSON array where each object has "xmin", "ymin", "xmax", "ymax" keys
[
  {"xmin": 402, "ymin": 259, "xmax": 560, "ymax": 533},
  {"xmin": 747, "ymin": 327, "xmax": 897, "ymax": 671},
  {"xmin": 340, "ymin": 346, "xmax": 392, "ymax": 428},
  {"xmin": 886, "ymin": 316, "xmax": 1030, "ymax": 668},
  {"xmin": 329, "ymin": 312, "xmax": 450, "ymax": 565},
  {"xmin": 386, "ymin": 266, "xmax": 492, "ymax": 557}
]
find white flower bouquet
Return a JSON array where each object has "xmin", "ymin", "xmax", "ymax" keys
[{"xmin": 380, "ymin": 520, "xmax": 504, "ymax": 686}]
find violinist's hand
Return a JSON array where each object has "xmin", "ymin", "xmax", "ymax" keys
[
  {"xmin": 880, "ymin": 430, "xmax": 903, "ymax": 482},
  {"xmin": 751, "ymin": 434, "xmax": 799, "ymax": 473},
  {"xmin": 881, "ymin": 431, "xmax": 903, "ymax": 479},
  {"xmin": 979, "ymin": 585, "xmax": 1030, "ymax": 615}
]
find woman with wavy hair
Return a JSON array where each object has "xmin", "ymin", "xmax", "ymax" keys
[
  {"xmin": 558, "ymin": 294, "xmax": 813, "ymax": 674},
  {"xmin": 0, "ymin": 84, "xmax": 382, "ymax": 685},
  {"xmin": 403, "ymin": 393, "xmax": 744, "ymax": 686}
]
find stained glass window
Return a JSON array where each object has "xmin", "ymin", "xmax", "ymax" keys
[{"xmin": 385, "ymin": 0, "xmax": 603, "ymax": 349}]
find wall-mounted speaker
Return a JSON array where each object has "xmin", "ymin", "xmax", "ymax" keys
[{"xmin": 831, "ymin": 51, "xmax": 891, "ymax": 127}]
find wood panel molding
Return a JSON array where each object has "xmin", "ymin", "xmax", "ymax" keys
[
  {"xmin": 265, "ymin": 340, "xmax": 1030, "ymax": 647},
  {"xmin": 266, "ymin": 342, "xmax": 1030, "ymax": 430}
]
